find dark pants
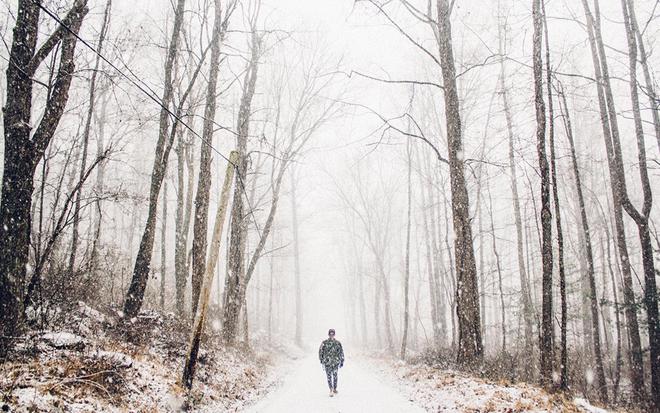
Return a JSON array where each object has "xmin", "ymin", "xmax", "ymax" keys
[{"xmin": 324, "ymin": 365, "xmax": 338, "ymax": 390}]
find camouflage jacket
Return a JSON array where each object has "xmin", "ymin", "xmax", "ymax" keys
[{"xmin": 319, "ymin": 338, "xmax": 344, "ymax": 368}]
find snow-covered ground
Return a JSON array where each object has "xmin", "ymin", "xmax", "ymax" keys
[
  {"xmin": 243, "ymin": 352, "xmax": 619, "ymax": 413},
  {"xmin": 0, "ymin": 302, "xmax": 622, "ymax": 413},
  {"xmin": 244, "ymin": 355, "xmax": 426, "ymax": 412},
  {"xmin": 0, "ymin": 303, "xmax": 278, "ymax": 412},
  {"xmin": 370, "ymin": 357, "xmax": 615, "ymax": 413}
]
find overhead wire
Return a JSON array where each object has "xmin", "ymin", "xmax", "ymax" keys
[{"xmin": 34, "ymin": 0, "xmax": 265, "ymax": 237}]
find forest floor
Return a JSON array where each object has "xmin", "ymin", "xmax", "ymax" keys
[
  {"xmin": 0, "ymin": 302, "xmax": 282, "ymax": 412},
  {"xmin": 370, "ymin": 357, "xmax": 615, "ymax": 413},
  {"xmin": 0, "ymin": 303, "xmax": 627, "ymax": 413}
]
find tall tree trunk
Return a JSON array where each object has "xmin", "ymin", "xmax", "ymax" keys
[
  {"xmin": 441, "ymin": 194, "xmax": 457, "ymax": 349},
  {"xmin": 374, "ymin": 277, "xmax": 383, "ymax": 348},
  {"xmin": 557, "ymin": 85, "xmax": 607, "ymax": 398},
  {"xmin": 267, "ymin": 233, "xmax": 275, "ymax": 344},
  {"xmin": 427, "ymin": 154, "xmax": 447, "ymax": 342},
  {"xmin": 436, "ymin": 0, "xmax": 482, "ymax": 365},
  {"xmin": 499, "ymin": 50, "xmax": 534, "ymax": 354},
  {"xmin": 580, "ymin": 0, "xmax": 646, "ymax": 400},
  {"xmin": 290, "ymin": 168, "xmax": 303, "ymax": 346},
  {"xmin": 532, "ymin": 0, "xmax": 553, "ymax": 387},
  {"xmin": 89, "ymin": 94, "xmax": 110, "ymax": 275},
  {"xmin": 603, "ymin": 227, "xmax": 623, "ymax": 402},
  {"xmin": 401, "ymin": 140, "xmax": 412, "ymax": 359},
  {"xmin": 174, "ymin": 123, "xmax": 189, "ymax": 316},
  {"xmin": 358, "ymin": 264, "xmax": 368, "ymax": 347},
  {"xmin": 123, "ymin": 0, "xmax": 186, "ymax": 319},
  {"xmin": 160, "ymin": 179, "xmax": 168, "ymax": 309},
  {"xmin": 476, "ymin": 186, "xmax": 486, "ymax": 344},
  {"xmin": 190, "ymin": 0, "xmax": 225, "ymax": 317},
  {"xmin": 619, "ymin": 1, "xmax": 660, "ymax": 404},
  {"xmin": 543, "ymin": 5, "xmax": 574, "ymax": 394},
  {"xmin": 486, "ymin": 184, "xmax": 506, "ymax": 353},
  {"xmin": 555, "ymin": 87, "xmax": 574, "ymax": 391},
  {"xmin": 626, "ymin": 0, "xmax": 660, "ymax": 153},
  {"xmin": 418, "ymin": 158, "xmax": 441, "ymax": 345},
  {"xmin": 0, "ymin": 0, "xmax": 89, "ymax": 354},
  {"xmin": 496, "ymin": 0, "xmax": 535, "ymax": 356},
  {"xmin": 222, "ymin": 32, "xmax": 260, "ymax": 343},
  {"xmin": 68, "ymin": 0, "xmax": 112, "ymax": 275},
  {"xmin": 182, "ymin": 150, "xmax": 238, "ymax": 389}
]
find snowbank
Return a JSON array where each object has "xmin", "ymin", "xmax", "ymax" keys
[
  {"xmin": 0, "ymin": 304, "xmax": 276, "ymax": 412},
  {"xmin": 369, "ymin": 358, "xmax": 618, "ymax": 413}
]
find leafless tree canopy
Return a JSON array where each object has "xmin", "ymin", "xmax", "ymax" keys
[{"xmin": 0, "ymin": 0, "xmax": 658, "ymax": 410}]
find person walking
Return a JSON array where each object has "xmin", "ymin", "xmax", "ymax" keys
[{"xmin": 318, "ymin": 328, "xmax": 344, "ymax": 397}]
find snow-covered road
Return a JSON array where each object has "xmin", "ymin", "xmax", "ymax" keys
[{"xmin": 243, "ymin": 355, "xmax": 427, "ymax": 413}]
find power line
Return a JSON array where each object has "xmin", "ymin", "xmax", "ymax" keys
[{"xmin": 35, "ymin": 1, "xmax": 265, "ymax": 241}]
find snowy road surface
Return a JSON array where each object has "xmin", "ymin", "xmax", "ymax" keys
[{"xmin": 243, "ymin": 355, "xmax": 427, "ymax": 413}]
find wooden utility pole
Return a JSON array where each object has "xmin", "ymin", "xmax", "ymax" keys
[{"xmin": 183, "ymin": 151, "xmax": 238, "ymax": 389}]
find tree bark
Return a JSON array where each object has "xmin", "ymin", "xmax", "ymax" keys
[
  {"xmin": 89, "ymin": 94, "xmax": 110, "ymax": 276},
  {"xmin": 436, "ymin": 0, "xmax": 482, "ymax": 365},
  {"xmin": 499, "ymin": 48, "xmax": 534, "ymax": 354},
  {"xmin": 619, "ymin": 1, "xmax": 660, "ymax": 404},
  {"xmin": 160, "ymin": 178, "xmax": 168, "ymax": 309},
  {"xmin": 626, "ymin": 0, "xmax": 660, "ymax": 153},
  {"xmin": 183, "ymin": 151, "xmax": 238, "ymax": 389},
  {"xmin": 0, "ymin": 0, "xmax": 89, "ymax": 354},
  {"xmin": 290, "ymin": 168, "xmax": 303, "ymax": 346},
  {"xmin": 580, "ymin": 0, "xmax": 646, "ymax": 401},
  {"xmin": 543, "ymin": 4, "xmax": 574, "ymax": 394},
  {"xmin": 420, "ymin": 178, "xmax": 441, "ymax": 345},
  {"xmin": 558, "ymin": 84, "xmax": 608, "ymax": 397},
  {"xmin": 123, "ymin": 0, "xmax": 186, "ymax": 320},
  {"xmin": 222, "ymin": 31, "xmax": 260, "ymax": 343},
  {"xmin": 174, "ymin": 121, "xmax": 190, "ymax": 316},
  {"xmin": 486, "ymin": 183, "xmax": 506, "ymax": 353},
  {"xmin": 190, "ymin": 0, "xmax": 226, "ymax": 317},
  {"xmin": 68, "ymin": 0, "xmax": 111, "ymax": 276},
  {"xmin": 532, "ymin": 0, "xmax": 553, "ymax": 387},
  {"xmin": 401, "ymin": 139, "xmax": 412, "ymax": 359}
]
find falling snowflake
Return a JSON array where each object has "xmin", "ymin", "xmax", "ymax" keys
[{"xmin": 585, "ymin": 368, "xmax": 594, "ymax": 385}]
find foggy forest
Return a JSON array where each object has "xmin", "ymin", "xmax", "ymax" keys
[{"xmin": 0, "ymin": 0, "xmax": 658, "ymax": 412}]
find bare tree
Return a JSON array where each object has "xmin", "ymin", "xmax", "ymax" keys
[
  {"xmin": 190, "ymin": 0, "xmax": 236, "ymax": 317},
  {"xmin": 625, "ymin": 0, "xmax": 660, "ymax": 153},
  {"xmin": 122, "ymin": 0, "xmax": 187, "ymax": 320},
  {"xmin": 498, "ymin": 15, "xmax": 534, "ymax": 355},
  {"xmin": 619, "ymin": 1, "xmax": 660, "ymax": 404},
  {"xmin": 290, "ymin": 166, "xmax": 303, "ymax": 346},
  {"xmin": 532, "ymin": 0, "xmax": 553, "ymax": 387},
  {"xmin": 0, "ymin": 0, "xmax": 89, "ymax": 354},
  {"xmin": 224, "ymin": 37, "xmax": 341, "ymax": 344},
  {"xmin": 580, "ymin": 0, "xmax": 646, "ymax": 400},
  {"xmin": 401, "ymin": 138, "xmax": 413, "ymax": 359},
  {"xmin": 68, "ymin": 0, "xmax": 112, "ymax": 276},
  {"xmin": 436, "ymin": 0, "xmax": 482, "ymax": 365},
  {"xmin": 222, "ymin": 27, "xmax": 262, "ymax": 344},
  {"xmin": 183, "ymin": 151, "xmax": 238, "ymax": 389}
]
